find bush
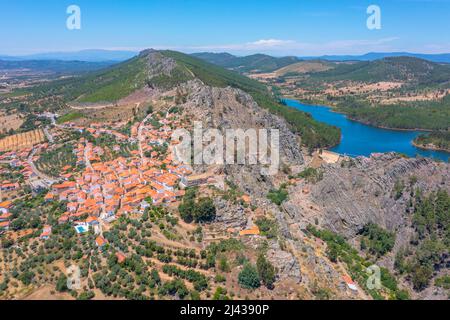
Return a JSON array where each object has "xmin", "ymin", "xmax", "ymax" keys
[
  {"xmin": 267, "ymin": 187, "xmax": 288, "ymax": 206},
  {"xmin": 212, "ymin": 287, "xmax": 230, "ymax": 300},
  {"xmin": 56, "ymin": 274, "xmax": 68, "ymax": 292},
  {"xmin": 359, "ymin": 223, "xmax": 395, "ymax": 256},
  {"xmin": 77, "ymin": 291, "xmax": 95, "ymax": 300},
  {"xmin": 411, "ymin": 265, "xmax": 433, "ymax": 291},
  {"xmin": 256, "ymin": 254, "xmax": 276, "ymax": 289},
  {"xmin": 255, "ymin": 217, "xmax": 278, "ymax": 239},
  {"xmin": 298, "ymin": 167, "xmax": 323, "ymax": 183},
  {"xmin": 393, "ymin": 180, "xmax": 404, "ymax": 200},
  {"xmin": 238, "ymin": 263, "xmax": 260, "ymax": 289}
]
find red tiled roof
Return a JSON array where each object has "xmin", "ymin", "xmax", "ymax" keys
[
  {"xmin": 95, "ymin": 236, "xmax": 107, "ymax": 247},
  {"xmin": 0, "ymin": 221, "xmax": 10, "ymax": 228},
  {"xmin": 0, "ymin": 212, "xmax": 12, "ymax": 220},
  {"xmin": 0, "ymin": 201, "xmax": 13, "ymax": 209},
  {"xmin": 115, "ymin": 252, "xmax": 126, "ymax": 264}
]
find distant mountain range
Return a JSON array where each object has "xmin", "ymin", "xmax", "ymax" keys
[
  {"xmin": 1, "ymin": 50, "xmax": 449, "ymax": 66},
  {"xmin": 300, "ymin": 52, "xmax": 450, "ymax": 64},
  {"xmin": 191, "ymin": 52, "xmax": 450, "ymax": 74},
  {"xmin": 0, "ymin": 59, "xmax": 114, "ymax": 75},
  {"xmin": 305, "ymin": 56, "xmax": 450, "ymax": 85},
  {"xmin": 192, "ymin": 52, "xmax": 450, "ymax": 86},
  {"xmin": 0, "ymin": 49, "xmax": 137, "ymax": 62},
  {"xmin": 191, "ymin": 52, "xmax": 300, "ymax": 73}
]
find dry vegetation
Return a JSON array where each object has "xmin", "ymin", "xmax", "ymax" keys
[
  {"xmin": 0, "ymin": 129, "xmax": 46, "ymax": 152},
  {"xmin": 0, "ymin": 111, "xmax": 24, "ymax": 134}
]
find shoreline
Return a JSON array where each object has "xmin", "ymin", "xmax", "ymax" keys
[
  {"xmin": 282, "ymin": 97, "xmax": 450, "ymax": 160},
  {"xmin": 284, "ymin": 97, "xmax": 435, "ymax": 133},
  {"xmin": 344, "ymin": 115, "xmax": 434, "ymax": 133},
  {"xmin": 412, "ymin": 141, "xmax": 450, "ymax": 153}
]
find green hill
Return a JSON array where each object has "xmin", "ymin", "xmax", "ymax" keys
[
  {"xmin": 21, "ymin": 55, "xmax": 150, "ymax": 104},
  {"xmin": 191, "ymin": 52, "xmax": 300, "ymax": 73},
  {"xmin": 189, "ymin": 52, "xmax": 237, "ymax": 66},
  {"xmin": 310, "ymin": 56, "xmax": 450, "ymax": 87}
]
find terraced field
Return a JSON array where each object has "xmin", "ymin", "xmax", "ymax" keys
[{"xmin": 0, "ymin": 129, "xmax": 46, "ymax": 152}]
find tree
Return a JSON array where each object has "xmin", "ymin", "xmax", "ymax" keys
[
  {"xmin": 1, "ymin": 238, "xmax": 13, "ymax": 249},
  {"xmin": 150, "ymin": 269, "xmax": 161, "ymax": 286},
  {"xmin": 256, "ymin": 254, "xmax": 276, "ymax": 289},
  {"xmin": 326, "ymin": 243, "xmax": 339, "ymax": 263},
  {"xmin": 238, "ymin": 263, "xmax": 260, "ymax": 289},
  {"xmin": 179, "ymin": 199, "xmax": 195, "ymax": 223},
  {"xmin": 411, "ymin": 265, "xmax": 433, "ymax": 291},
  {"xmin": 212, "ymin": 286, "xmax": 230, "ymax": 300},
  {"xmin": 77, "ymin": 291, "xmax": 95, "ymax": 300},
  {"xmin": 194, "ymin": 198, "xmax": 216, "ymax": 222},
  {"xmin": 18, "ymin": 271, "xmax": 34, "ymax": 286},
  {"xmin": 56, "ymin": 274, "xmax": 68, "ymax": 292},
  {"xmin": 359, "ymin": 223, "xmax": 395, "ymax": 257},
  {"xmin": 179, "ymin": 193, "xmax": 216, "ymax": 223}
]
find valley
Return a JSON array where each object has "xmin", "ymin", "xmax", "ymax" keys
[{"xmin": 197, "ymin": 53, "xmax": 450, "ymax": 154}]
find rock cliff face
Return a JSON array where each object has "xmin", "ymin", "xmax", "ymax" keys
[
  {"xmin": 283, "ymin": 152, "xmax": 449, "ymax": 298},
  {"xmin": 310, "ymin": 153, "xmax": 449, "ymax": 238},
  {"xmin": 180, "ymin": 80, "xmax": 304, "ymax": 166},
  {"xmin": 140, "ymin": 49, "xmax": 178, "ymax": 79},
  {"xmin": 176, "ymin": 79, "xmax": 303, "ymax": 199}
]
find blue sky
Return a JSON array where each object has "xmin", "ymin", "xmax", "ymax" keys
[{"xmin": 1, "ymin": 0, "xmax": 449, "ymax": 56}]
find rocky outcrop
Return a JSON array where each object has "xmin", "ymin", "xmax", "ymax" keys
[
  {"xmin": 267, "ymin": 241, "xmax": 302, "ymax": 284},
  {"xmin": 180, "ymin": 80, "xmax": 304, "ymax": 167},
  {"xmin": 281, "ymin": 152, "xmax": 449, "ymax": 298},
  {"xmin": 214, "ymin": 198, "xmax": 248, "ymax": 229},
  {"xmin": 309, "ymin": 153, "xmax": 449, "ymax": 238},
  {"xmin": 140, "ymin": 49, "xmax": 178, "ymax": 79}
]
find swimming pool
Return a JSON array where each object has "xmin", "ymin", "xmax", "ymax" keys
[{"xmin": 75, "ymin": 225, "xmax": 89, "ymax": 234}]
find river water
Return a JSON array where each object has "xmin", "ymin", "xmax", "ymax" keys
[{"xmin": 284, "ymin": 99, "xmax": 450, "ymax": 162}]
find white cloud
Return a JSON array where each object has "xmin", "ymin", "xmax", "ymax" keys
[
  {"xmin": 160, "ymin": 37, "xmax": 402, "ymax": 56},
  {"xmin": 247, "ymin": 39, "xmax": 296, "ymax": 47},
  {"xmin": 70, "ymin": 38, "xmax": 450, "ymax": 57}
]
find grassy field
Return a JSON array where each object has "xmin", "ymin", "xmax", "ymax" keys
[{"xmin": 56, "ymin": 112, "xmax": 84, "ymax": 124}]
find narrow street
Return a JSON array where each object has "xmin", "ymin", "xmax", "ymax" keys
[
  {"xmin": 43, "ymin": 126, "xmax": 54, "ymax": 143},
  {"xmin": 84, "ymin": 141, "xmax": 93, "ymax": 170}
]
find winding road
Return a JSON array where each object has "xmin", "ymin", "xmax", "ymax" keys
[{"xmin": 27, "ymin": 147, "xmax": 57, "ymax": 185}]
